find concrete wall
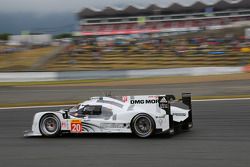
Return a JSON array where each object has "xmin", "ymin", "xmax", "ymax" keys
[{"xmin": 0, "ymin": 66, "xmax": 244, "ymax": 82}]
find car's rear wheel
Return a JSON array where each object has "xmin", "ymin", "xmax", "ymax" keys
[
  {"xmin": 39, "ymin": 114, "xmax": 61, "ymax": 137},
  {"xmin": 131, "ymin": 114, "xmax": 155, "ymax": 138}
]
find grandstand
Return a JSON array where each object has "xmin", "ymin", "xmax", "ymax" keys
[
  {"xmin": 41, "ymin": 0, "xmax": 250, "ymax": 71},
  {"xmin": 78, "ymin": 0, "xmax": 250, "ymax": 36},
  {"xmin": 11, "ymin": 0, "xmax": 250, "ymax": 72},
  {"xmin": 43, "ymin": 26, "xmax": 250, "ymax": 71}
]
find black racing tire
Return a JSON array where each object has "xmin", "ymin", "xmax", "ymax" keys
[
  {"xmin": 39, "ymin": 114, "xmax": 61, "ymax": 137},
  {"xmin": 131, "ymin": 114, "xmax": 155, "ymax": 138}
]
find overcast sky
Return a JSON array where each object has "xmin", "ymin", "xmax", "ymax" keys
[{"xmin": 0, "ymin": 0, "xmax": 220, "ymax": 13}]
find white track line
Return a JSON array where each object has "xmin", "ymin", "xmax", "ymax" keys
[
  {"xmin": 0, "ymin": 104, "xmax": 72, "ymax": 110},
  {"xmin": 193, "ymin": 97, "xmax": 250, "ymax": 102},
  {"xmin": 0, "ymin": 97, "xmax": 250, "ymax": 110}
]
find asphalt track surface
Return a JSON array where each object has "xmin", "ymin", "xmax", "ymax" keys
[
  {"xmin": 0, "ymin": 99, "xmax": 250, "ymax": 167},
  {"xmin": 1, "ymin": 79, "xmax": 250, "ymax": 105}
]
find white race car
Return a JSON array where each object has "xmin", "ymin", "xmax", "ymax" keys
[{"xmin": 24, "ymin": 93, "xmax": 193, "ymax": 138}]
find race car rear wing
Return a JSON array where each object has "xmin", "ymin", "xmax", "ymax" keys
[
  {"xmin": 181, "ymin": 93, "xmax": 192, "ymax": 110},
  {"xmin": 158, "ymin": 93, "xmax": 192, "ymax": 131},
  {"xmin": 158, "ymin": 93, "xmax": 192, "ymax": 114},
  {"xmin": 181, "ymin": 93, "xmax": 193, "ymax": 126}
]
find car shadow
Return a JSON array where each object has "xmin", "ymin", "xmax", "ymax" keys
[{"xmin": 25, "ymin": 129, "xmax": 191, "ymax": 139}]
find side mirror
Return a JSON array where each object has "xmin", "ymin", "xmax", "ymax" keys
[{"xmin": 63, "ymin": 109, "xmax": 69, "ymax": 119}]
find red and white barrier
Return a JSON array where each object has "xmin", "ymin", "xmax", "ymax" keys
[{"xmin": 243, "ymin": 65, "xmax": 250, "ymax": 72}]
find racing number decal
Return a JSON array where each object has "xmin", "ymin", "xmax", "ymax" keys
[{"xmin": 71, "ymin": 119, "xmax": 82, "ymax": 133}]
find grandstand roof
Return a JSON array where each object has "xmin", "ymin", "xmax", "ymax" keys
[{"xmin": 78, "ymin": 0, "xmax": 250, "ymax": 18}]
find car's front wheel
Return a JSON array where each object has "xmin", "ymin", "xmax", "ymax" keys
[
  {"xmin": 39, "ymin": 114, "xmax": 61, "ymax": 137},
  {"xmin": 131, "ymin": 114, "xmax": 155, "ymax": 138}
]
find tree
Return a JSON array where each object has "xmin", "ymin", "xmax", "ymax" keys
[
  {"xmin": 53, "ymin": 33, "xmax": 72, "ymax": 39},
  {"xmin": 0, "ymin": 33, "xmax": 11, "ymax": 41}
]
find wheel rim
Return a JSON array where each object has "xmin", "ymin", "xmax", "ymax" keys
[
  {"xmin": 134, "ymin": 116, "xmax": 152, "ymax": 137},
  {"xmin": 41, "ymin": 117, "xmax": 59, "ymax": 135}
]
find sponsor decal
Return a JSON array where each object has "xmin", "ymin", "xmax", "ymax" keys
[
  {"xmin": 156, "ymin": 115, "xmax": 166, "ymax": 118},
  {"xmin": 160, "ymin": 97, "xmax": 167, "ymax": 103},
  {"xmin": 156, "ymin": 115, "xmax": 166, "ymax": 126},
  {"xmin": 148, "ymin": 95, "xmax": 159, "ymax": 99},
  {"xmin": 159, "ymin": 103, "xmax": 169, "ymax": 109},
  {"xmin": 61, "ymin": 122, "xmax": 67, "ymax": 129},
  {"xmin": 172, "ymin": 113, "xmax": 186, "ymax": 116},
  {"xmin": 100, "ymin": 123, "xmax": 127, "ymax": 129},
  {"xmin": 70, "ymin": 119, "xmax": 82, "ymax": 133},
  {"xmin": 158, "ymin": 96, "xmax": 169, "ymax": 109},
  {"xmin": 130, "ymin": 99, "xmax": 158, "ymax": 104}
]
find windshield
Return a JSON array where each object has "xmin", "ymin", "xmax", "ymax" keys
[{"xmin": 67, "ymin": 104, "xmax": 82, "ymax": 113}]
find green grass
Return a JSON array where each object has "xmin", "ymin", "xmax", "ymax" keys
[{"xmin": 0, "ymin": 47, "xmax": 57, "ymax": 71}]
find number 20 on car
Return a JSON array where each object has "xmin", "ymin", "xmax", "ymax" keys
[{"xmin": 70, "ymin": 119, "xmax": 82, "ymax": 133}]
